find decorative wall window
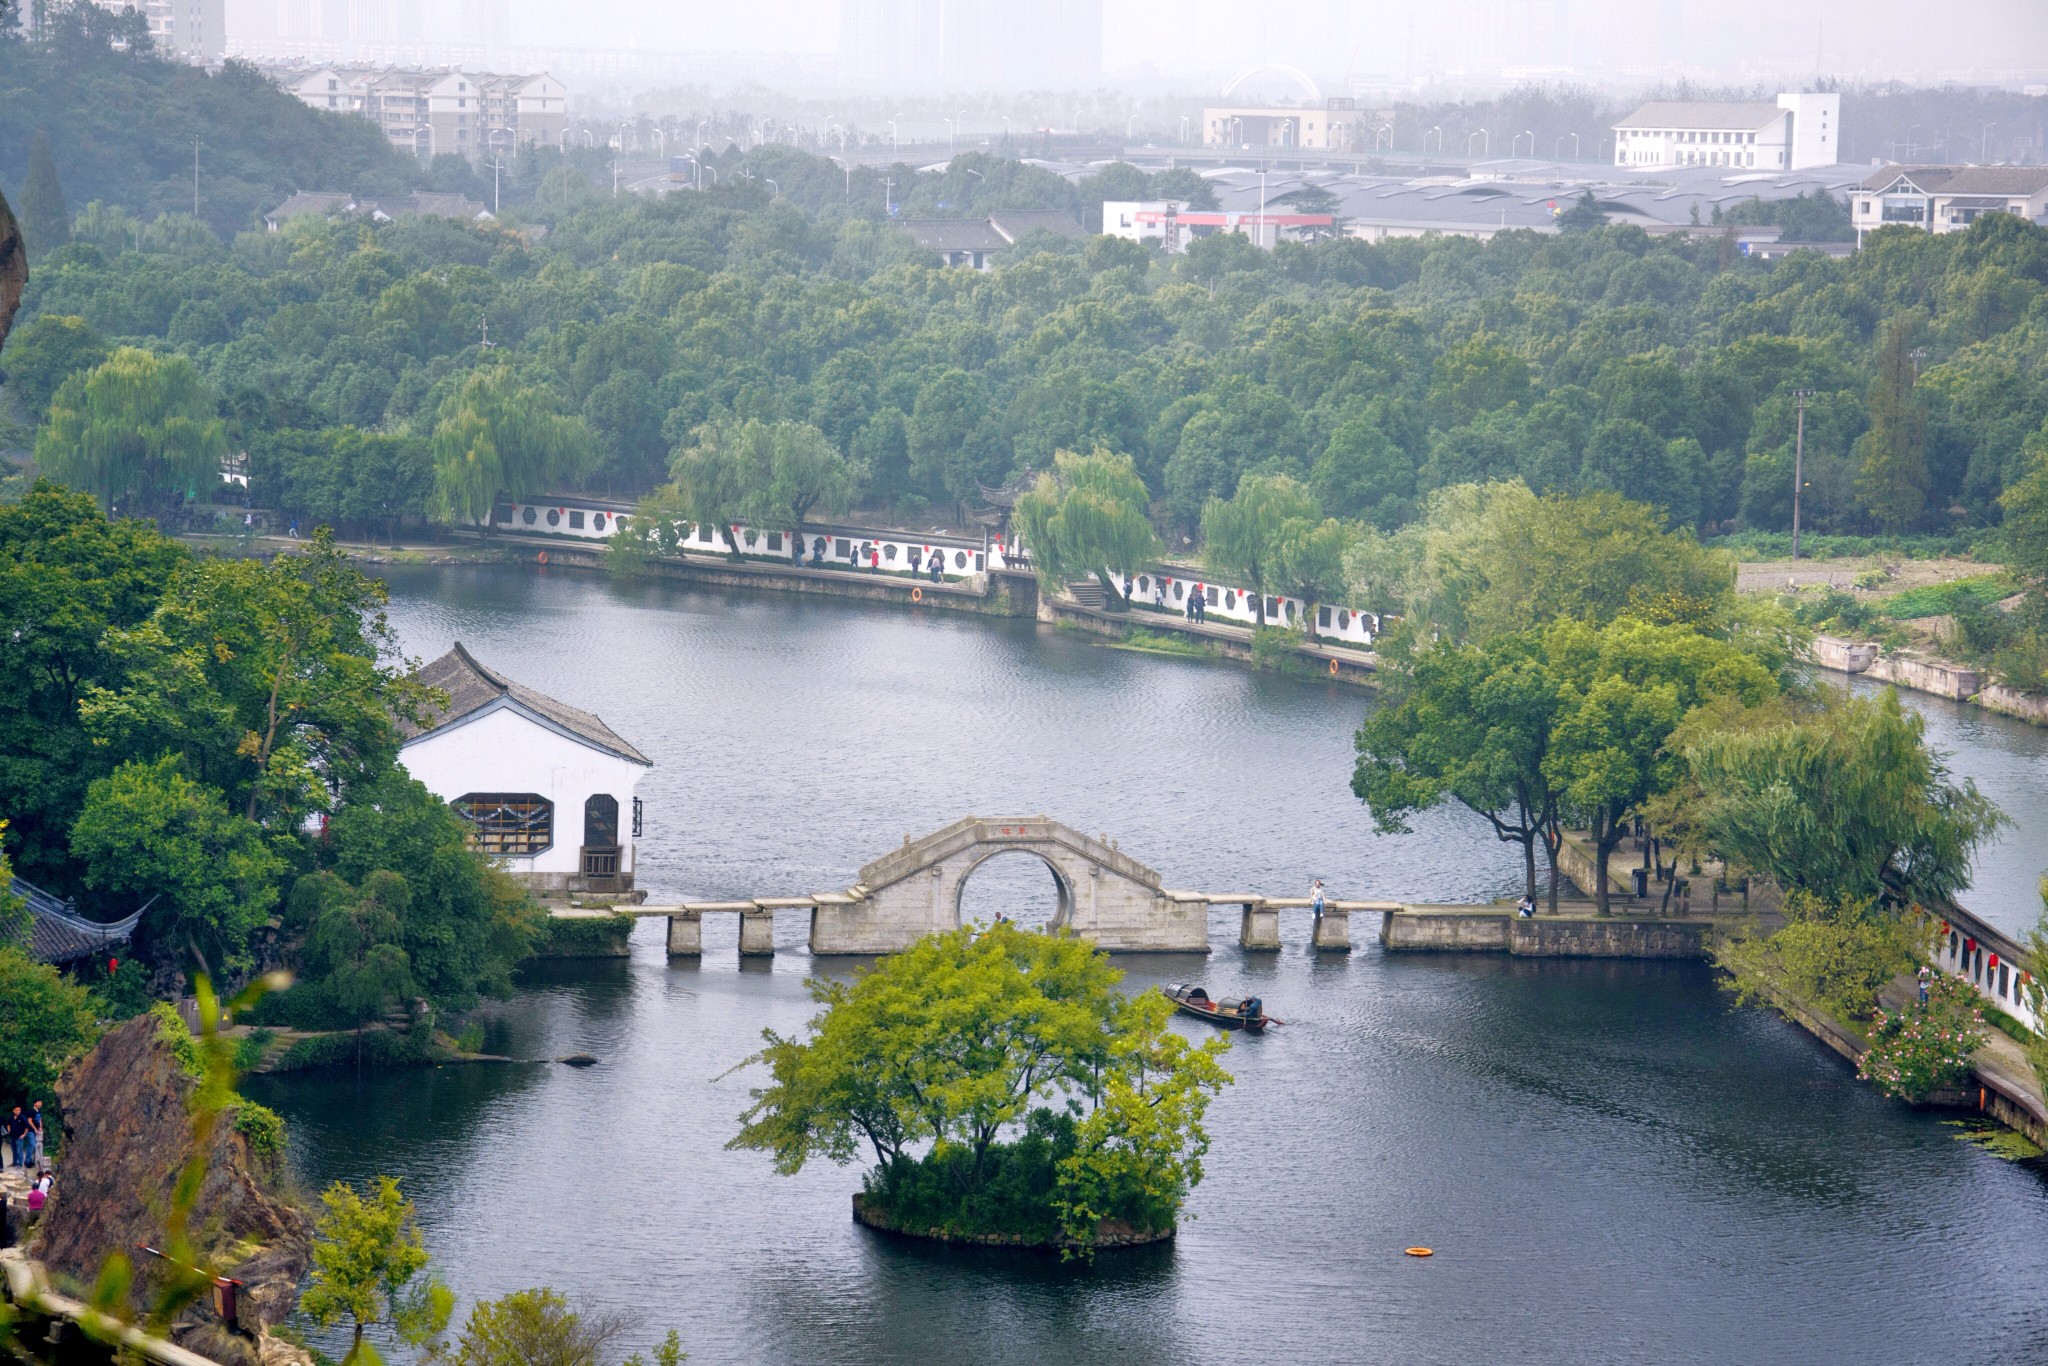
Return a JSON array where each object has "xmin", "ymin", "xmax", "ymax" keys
[
  {"xmin": 454, "ymin": 794, "xmax": 553, "ymax": 856},
  {"xmin": 522, "ymin": 506, "xmax": 537, "ymax": 525},
  {"xmin": 546, "ymin": 508, "xmax": 561, "ymax": 527},
  {"xmin": 632, "ymin": 796, "xmax": 644, "ymax": 838},
  {"xmin": 583, "ymin": 793, "xmax": 619, "ymax": 847},
  {"xmin": 569, "ymin": 510, "xmax": 585, "ymax": 529},
  {"xmin": 593, "ymin": 512, "xmax": 608, "ymax": 531}
]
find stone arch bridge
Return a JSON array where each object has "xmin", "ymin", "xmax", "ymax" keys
[{"xmin": 633, "ymin": 816, "xmax": 1382, "ymax": 957}]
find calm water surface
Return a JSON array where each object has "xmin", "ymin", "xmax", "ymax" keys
[{"xmin": 250, "ymin": 566, "xmax": 2048, "ymax": 1365}]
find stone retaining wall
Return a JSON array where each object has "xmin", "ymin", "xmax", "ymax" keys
[{"xmin": 1380, "ymin": 908, "xmax": 1716, "ymax": 957}]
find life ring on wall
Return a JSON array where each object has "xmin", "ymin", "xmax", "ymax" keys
[
  {"xmin": 537, "ymin": 551, "xmax": 549, "ymax": 565},
  {"xmin": 911, "ymin": 586, "xmax": 923, "ymax": 602},
  {"xmin": 1329, "ymin": 658, "xmax": 1340, "ymax": 677}
]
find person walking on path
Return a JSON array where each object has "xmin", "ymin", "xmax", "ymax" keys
[
  {"xmin": 869, "ymin": 544, "xmax": 881, "ymax": 573},
  {"xmin": 6, "ymin": 1106, "xmax": 28, "ymax": 1171},
  {"xmin": 26, "ymin": 1100, "xmax": 44, "ymax": 1167},
  {"xmin": 1918, "ymin": 965, "xmax": 1932, "ymax": 1005},
  {"xmin": 929, "ymin": 552, "xmax": 943, "ymax": 585}
]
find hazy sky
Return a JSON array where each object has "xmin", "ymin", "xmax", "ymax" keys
[{"xmin": 494, "ymin": 0, "xmax": 2048, "ymax": 83}]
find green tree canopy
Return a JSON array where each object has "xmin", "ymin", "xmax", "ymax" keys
[
  {"xmin": 1855, "ymin": 319, "xmax": 1931, "ymax": 532},
  {"xmin": 430, "ymin": 367, "xmax": 587, "ymax": 527},
  {"xmin": 19, "ymin": 127, "xmax": 72, "ymax": 256},
  {"xmin": 1201, "ymin": 473, "xmax": 1321, "ymax": 624},
  {"xmin": 2, "ymin": 314, "xmax": 108, "ymax": 422},
  {"xmin": 34, "ymin": 346, "xmax": 229, "ymax": 512},
  {"xmin": 69, "ymin": 755, "xmax": 285, "ymax": 975},
  {"xmin": 1013, "ymin": 447, "xmax": 1160, "ymax": 604},
  {"xmin": 300, "ymin": 1175, "xmax": 452, "ymax": 1365},
  {"xmin": 731, "ymin": 925, "xmax": 1230, "ymax": 1248},
  {"xmin": 1686, "ymin": 686, "xmax": 2004, "ymax": 907}
]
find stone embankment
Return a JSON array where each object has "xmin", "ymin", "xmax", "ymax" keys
[
  {"xmin": 1811, "ymin": 633, "xmax": 2048, "ymax": 724},
  {"xmin": 851, "ymin": 1193, "xmax": 1172, "ymax": 1251}
]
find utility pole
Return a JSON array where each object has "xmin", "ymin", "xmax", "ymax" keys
[
  {"xmin": 1791, "ymin": 388, "xmax": 1814, "ymax": 560},
  {"xmin": 192, "ymin": 139, "xmax": 201, "ymax": 221},
  {"xmin": 884, "ymin": 176, "xmax": 894, "ymax": 217}
]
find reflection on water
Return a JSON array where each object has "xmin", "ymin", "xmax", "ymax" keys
[{"xmin": 246, "ymin": 568, "xmax": 2048, "ymax": 1364}]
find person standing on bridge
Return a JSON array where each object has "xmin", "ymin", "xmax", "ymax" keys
[{"xmin": 1311, "ymin": 879, "xmax": 1326, "ymax": 919}]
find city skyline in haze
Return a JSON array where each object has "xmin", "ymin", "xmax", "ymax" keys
[{"xmin": 220, "ymin": 0, "xmax": 2048, "ymax": 89}]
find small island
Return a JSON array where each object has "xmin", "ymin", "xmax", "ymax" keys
[{"xmin": 731, "ymin": 924, "xmax": 1233, "ymax": 1252}]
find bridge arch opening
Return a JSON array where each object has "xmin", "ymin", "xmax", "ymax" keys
[{"xmin": 955, "ymin": 849, "xmax": 1073, "ymax": 931}]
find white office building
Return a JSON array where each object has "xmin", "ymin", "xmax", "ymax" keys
[{"xmin": 1613, "ymin": 93, "xmax": 1840, "ymax": 172}]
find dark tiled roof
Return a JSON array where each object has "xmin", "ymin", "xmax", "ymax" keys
[
  {"xmin": 402, "ymin": 643, "xmax": 651, "ymax": 765},
  {"xmin": 10, "ymin": 877, "xmax": 144, "ymax": 965},
  {"xmin": 900, "ymin": 218, "xmax": 1011, "ymax": 252},
  {"xmin": 989, "ymin": 209, "xmax": 1084, "ymax": 241},
  {"xmin": 1933, "ymin": 167, "xmax": 2048, "ymax": 196},
  {"xmin": 1614, "ymin": 101, "xmax": 1787, "ymax": 131},
  {"xmin": 1858, "ymin": 165, "xmax": 1959, "ymax": 192}
]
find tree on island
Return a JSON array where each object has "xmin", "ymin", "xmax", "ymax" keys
[
  {"xmin": 1013, "ymin": 447, "xmax": 1160, "ymax": 608},
  {"xmin": 731, "ymin": 924, "xmax": 1231, "ymax": 1251}
]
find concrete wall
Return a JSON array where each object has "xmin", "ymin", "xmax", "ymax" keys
[
  {"xmin": 1380, "ymin": 908, "xmax": 1713, "ymax": 958},
  {"xmin": 1810, "ymin": 635, "xmax": 1879, "ymax": 673},
  {"xmin": 1866, "ymin": 653, "xmax": 1982, "ymax": 700},
  {"xmin": 1979, "ymin": 684, "xmax": 2048, "ymax": 726}
]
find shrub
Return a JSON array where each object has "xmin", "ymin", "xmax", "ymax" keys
[
  {"xmin": 231, "ymin": 1100, "xmax": 287, "ymax": 1160},
  {"xmin": 270, "ymin": 1027, "xmax": 435, "ymax": 1073},
  {"xmin": 233, "ymin": 1028, "xmax": 276, "ymax": 1073},
  {"xmin": 1859, "ymin": 976, "xmax": 1985, "ymax": 1101},
  {"xmin": 151, "ymin": 1000, "xmax": 204, "ymax": 1076},
  {"xmin": 1714, "ymin": 892, "xmax": 1918, "ymax": 1024}
]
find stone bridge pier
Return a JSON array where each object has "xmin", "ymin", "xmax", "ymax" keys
[{"xmin": 809, "ymin": 816, "xmax": 1210, "ymax": 954}]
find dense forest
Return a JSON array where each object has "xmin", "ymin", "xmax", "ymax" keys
[{"xmin": 4, "ymin": 18, "xmax": 2048, "ymax": 554}]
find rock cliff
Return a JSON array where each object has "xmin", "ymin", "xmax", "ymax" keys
[{"xmin": 35, "ymin": 1016, "xmax": 312, "ymax": 1361}]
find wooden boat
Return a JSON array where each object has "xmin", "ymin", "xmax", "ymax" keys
[{"xmin": 1164, "ymin": 983, "xmax": 1274, "ymax": 1031}]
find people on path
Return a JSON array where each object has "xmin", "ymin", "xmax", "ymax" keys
[
  {"xmin": 928, "ymin": 553, "xmax": 943, "ymax": 584},
  {"xmin": 6, "ymin": 1106, "xmax": 28, "ymax": 1170},
  {"xmin": 1311, "ymin": 879, "xmax": 1326, "ymax": 917},
  {"xmin": 1153, "ymin": 581, "xmax": 1165, "ymax": 609},
  {"xmin": 27, "ymin": 1100, "xmax": 43, "ymax": 1167},
  {"xmin": 1517, "ymin": 894, "xmax": 1535, "ymax": 918},
  {"xmin": 868, "ymin": 544, "xmax": 880, "ymax": 572},
  {"xmin": 791, "ymin": 534, "xmax": 805, "ymax": 569},
  {"xmin": 1918, "ymin": 965, "xmax": 1932, "ymax": 1005},
  {"xmin": 26, "ymin": 1173, "xmax": 50, "ymax": 1218}
]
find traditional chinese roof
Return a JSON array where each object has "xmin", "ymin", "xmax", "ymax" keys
[
  {"xmin": 402, "ymin": 643, "xmax": 651, "ymax": 765},
  {"xmin": 10, "ymin": 877, "xmax": 147, "ymax": 966}
]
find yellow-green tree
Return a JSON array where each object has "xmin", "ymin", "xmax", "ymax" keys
[
  {"xmin": 1200, "ymin": 473, "xmax": 1319, "ymax": 625},
  {"xmin": 300, "ymin": 1175, "xmax": 452, "ymax": 1365},
  {"xmin": 34, "ymin": 347, "xmax": 228, "ymax": 512},
  {"xmin": 429, "ymin": 368, "xmax": 587, "ymax": 528}
]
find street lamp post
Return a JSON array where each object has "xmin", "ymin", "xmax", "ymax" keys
[
  {"xmin": 1426, "ymin": 125, "xmax": 1443, "ymax": 154},
  {"xmin": 891, "ymin": 114, "xmax": 901, "ymax": 150},
  {"xmin": 765, "ymin": 177, "xmax": 779, "ymax": 198},
  {"xmin": 1469, "ymin": 128, "xmax": 1489, "ymax": 157},
  {"xmin": 1982, "ymin": 122, "xmax": 1997, "ymax": 162},
  {"xmin": 1791, "ymin": 388, "xmax": 1814, "ymax": 560}
]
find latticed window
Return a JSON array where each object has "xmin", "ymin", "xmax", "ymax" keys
[{"xmin": 453, "ymin": 793, "xmax": 553, "ymax": 856}]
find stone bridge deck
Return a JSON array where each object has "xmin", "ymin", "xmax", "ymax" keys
[{"xmin": 593, "ymin": 815, "xmax": 1398, "ymax": 958}]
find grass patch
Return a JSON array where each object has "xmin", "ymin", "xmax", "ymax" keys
[
  {"xmin": 1111, "ymin": 627, "xmax": 1215, "ymax": 658},
  {"xmin": 1874, "ymin": 574, "xmax": 2014, "ymax": 620},
  {"xmin": 1982, "ymin": 1002, "xmax": 2036, "ymax": 1046},
  {"xmin": 1943, "ymin": 1118, "xmax": 2046, "ymax": 1160},
  {"xmin": 1710, "ymin": 529, "xmax": 1993, "ymax": 561}
]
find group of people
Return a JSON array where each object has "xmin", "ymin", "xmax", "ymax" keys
[
  {"xmin": 7, "ymin": 1101, "xmax": 47, "ymax": 1172},
  {"xmin": 1184, "ymin": 585, "xmax": 1209, "ymax": 623}
]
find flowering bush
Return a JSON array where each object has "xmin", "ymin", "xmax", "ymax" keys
[{"xmin": 1858, "ymin": 975, "xmax": 1985, "ymax": 1101}]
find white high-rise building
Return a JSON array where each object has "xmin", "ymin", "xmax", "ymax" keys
[{"xmin": 92, "ymin": 0, "xmax": 226, "ymax": 63}]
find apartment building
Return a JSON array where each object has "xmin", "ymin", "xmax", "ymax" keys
[
  {"xmin": 1613, "ymin": 93, "xmax": 1839, "ymax": 171},
  {"xmin": 1851, "ymin": 165, "xmax": 2048, "ymax": 243},
  {"xmin": 265, "ymin": 64, "xmax": 567, "ymax": 162},
  {"xmin": 90, "ymin": 0, "xmax": 225, "ymax": 64}
]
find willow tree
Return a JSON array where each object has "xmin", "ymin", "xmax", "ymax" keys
[
  {"xmin": 1014, "ymin": 447, "xmax": 1159, "ymax": 607},
  {"xmin": 34, "ymin": 347, "xmax": 228, "ymax": 512},
  {"xmin": 665, "ymin": 417, "xmax": 771, "ymax": 558},
  {"xmin": 1200, "ymin": 473, "xmax": 1320, "ymax": 625},
  {"xmin": 428, "ymin": 367, "xmax": 586, "ymax": 529}
]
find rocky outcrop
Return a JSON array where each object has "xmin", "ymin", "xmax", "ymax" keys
[
  {"xmin": 0, "ymin": 188, "xmax": 23, "ymax": 353},
  {"xmin": 35, "ymin": 1017, "xmax": 311, "ymax": 1360}
]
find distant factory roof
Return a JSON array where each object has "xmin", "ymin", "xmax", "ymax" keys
[
  {"xmin": 403, "ymin": 643, "xmax": 650, "ymax": 765},
  {"xmin": 262, "ymin": 191, "xmax": 492, "ymax": 232},
  {"xmin": 988, "ymin": 209, "xmax": 1084, "ymax": 241},
  {"xmin": 900, "ymin": 218, "xmax": 1012, "ymax": 253},
  {"xmin": 1614, "ymin": 101, "xmax": 1787, "ymax": 131}
]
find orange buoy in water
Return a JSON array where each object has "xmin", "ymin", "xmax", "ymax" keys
[{"xmin": 1404, "ymin": 1247, "xmax": 1433, "ymax": 1258}]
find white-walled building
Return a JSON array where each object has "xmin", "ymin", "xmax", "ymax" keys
[
  {"xmin": 1613, "ymin": 93, "xmax": 1839, "ymax": 171},
  {"xmin": 89, "ymin": 0, "xmax": 225, "ymax": 63},
  {"xmin": 261, "ymin": 63, "xmax": 569, "ymax": 161},
  {"xmin": 1100, "ymin": 200, "xmax": 1333, "ymax": 251},
  {"xmin": 1850, "ymin": 165, "xmax": 2048, "ymax": 242},
  {"xmin": 398, "ymin": 644, "xmax": 651, "ymax": 896}
]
